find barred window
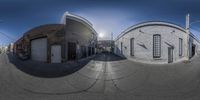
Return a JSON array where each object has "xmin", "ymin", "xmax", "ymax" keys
[
  {"xmin": 179, "ymin": 38, "xmax": 183, "ymax": 56},
  {"xmin": 153, "ymin": 34, "xmax": 161, "ymax": 58},
  {"xmin": 130, "ymin": 38, "xmax": 134, "ymax": 56}
]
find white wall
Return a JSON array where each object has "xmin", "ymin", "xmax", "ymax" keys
[{"xmin": 115, "ymin": 24, "xmax": 189, "ymax": 64}]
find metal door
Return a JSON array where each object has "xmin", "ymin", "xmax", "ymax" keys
[
  {"xmin": 68, "ymin": 42, "xmax": 76, "ymax": 60},
  {"xmin": 31, "ymin": 38, "xmax": 47, "ymax": 62},
  {"xmin": 168, "ymin": 47, "xmax": 173, "ymax": 63},
  {"xmin": 51, "ymin": 45, "xmax": 61, "ymax": 63}
]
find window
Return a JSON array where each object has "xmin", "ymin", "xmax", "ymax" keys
[
  {"xmin": 153, "ymin": 34, "xmax": 161, "ymax": 58},
  {"xmin": 130, "ymin": 38, "xmax": 134, "ymax": 56},
  {"xmin": 179, "ymin": 38, "xmax": 183, "ymax": 56}
]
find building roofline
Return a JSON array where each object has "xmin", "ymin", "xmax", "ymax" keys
[
  {"xmin": 115, "ymin": 21, "xmax": 200, "ymax": 43},
  {"xmin": 61, "ymin": 12, "xmax": 98, "ymax": 35},
  {"xmin": 23, "ymin": 24, "xmax": 65, "ymax": 36},
  {"xmin": 115, "ymin": 21, "xmax": 187, "ymax": 41},
  {"xmin": 61, "ymin": 12, "xmax": 92, "ymax": 26}
]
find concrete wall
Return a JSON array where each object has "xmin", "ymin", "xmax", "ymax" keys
[{"xmin": 115, "ymin": 24, "xmax": 190, "ymax": 64}]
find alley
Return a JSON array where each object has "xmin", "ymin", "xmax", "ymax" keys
[{"xmin": 1, "ymin": 53, "xmax": 200, "ymax": 100}]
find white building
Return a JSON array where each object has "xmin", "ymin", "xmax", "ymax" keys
[
  {"xmin": 0, "ymin": 45, "xmax": 8, "ymax": 53},
  {"xmin": 8, "ymin": 43, "xmax": 14, "ymax": 52},
  {"xmin": 114, "ymin": 21, "xmax": 200, "ymax": 64}
]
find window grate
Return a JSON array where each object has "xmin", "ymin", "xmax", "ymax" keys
[{"xmin": 153, "ymin": 34, "xmax": 161, "ymax": 58}]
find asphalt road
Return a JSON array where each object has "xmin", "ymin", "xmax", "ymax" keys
[{"xmin": 1, "ymin": 52, "xmax": 200, "ymax": 100}]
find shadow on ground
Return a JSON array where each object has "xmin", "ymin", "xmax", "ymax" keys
[
  {"xmin": 93, "ymin": 53, "xmax": 126, "ymax": 61},
  {"xmin": 7, "ymin": 53, "xmax": 125, "ymax": 78},
  {"xmin": 7, "ymin": 53, "xmax": 92, "ymax": 78}
]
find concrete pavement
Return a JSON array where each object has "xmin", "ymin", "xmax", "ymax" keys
[
  {"xmin": 8, "ymin": 53, "xmax": 96, "ymax": 77},
  {"xmin": 1, "ymin": 53, "xmax": 200, "ymax": 99}
]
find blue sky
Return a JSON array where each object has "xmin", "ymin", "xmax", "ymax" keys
[{"xmin": 0, "ymin": 0, "xmax": 200, "ymax": 45}]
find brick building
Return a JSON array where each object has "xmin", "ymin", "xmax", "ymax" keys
[{"xmin": 14, "ymin": 12, "xmax": 97, "ymax": 63}]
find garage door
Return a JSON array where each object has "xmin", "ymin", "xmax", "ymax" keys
[{"xmin": 31, "ymin": 38, "xmax": 47, "ymax": 62}]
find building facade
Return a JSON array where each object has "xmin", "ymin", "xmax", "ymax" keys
[
  {"xmin": 14, "ymin": 12, "xmax": 97, "ymax": 63},
  {"xmin": 97, "ymin": 40, "xmax": 114, "ymax": 53},
  {"xmin": 114, "ymin": 21, "xmax": 200, "ymax": 64},
  {"xmin": 7, "ymin": 43, "xmax": 14, "ymax": 53}
]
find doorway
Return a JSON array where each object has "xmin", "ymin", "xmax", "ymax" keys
[
  {"xmin": 168, "ymin": 47, "xmax": 173, "ymax": 63},
  {"xmin": 92, "ymin": 47, "xmax": 95, "ymax": 55},
  {"xmin": 81, "ymin": 46, "xmax": 87, "ymax": 58},
  {"xmin": 192, "ymin": 44, "xmax": 196, "ymax": 57},
  {"xmin": 31, "ymin": 38, "xmax": 47, "ymax": 62},
  {"xmin": 88, "ymin": 47, "xmax": 91, "ymax": 56},
  {"xmin": 68, "ymin": 42, "xmax": 76, "ymax": 60},
  {"xmin": 51, "ymin": 45, "xmax": 61, "ymax": 63}
]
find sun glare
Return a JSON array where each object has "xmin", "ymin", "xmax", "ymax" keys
[{"xmin": 98, "ymin": 33, "xmax": 104, "ymax": 38}]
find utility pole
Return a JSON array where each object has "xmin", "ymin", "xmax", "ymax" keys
[
  {"xmin": 111, "ymin": 32, "xmax": 113, "ymax": 41},
  {"xmin": 186, "ymin": 14, "xmax": 190, "ymax": 60},
  {"xmin": 0, "ymin": 20, "xmax": 3, "ymax": 53},
  {"xmin": 110, "ymin": 32, "xmax": 113, "ymax": 53}
]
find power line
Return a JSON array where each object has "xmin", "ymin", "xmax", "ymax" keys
[
  {"xmin": 0, "ymin": 32, "xmax": 16, "ymax": 42},
  {"xmin": 190, "ymin": 26, "xmax": 200, "ymax": 32},
  {"xmin": 189, "ymin": 27, "xmax": 200, "ymax": 41}
]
